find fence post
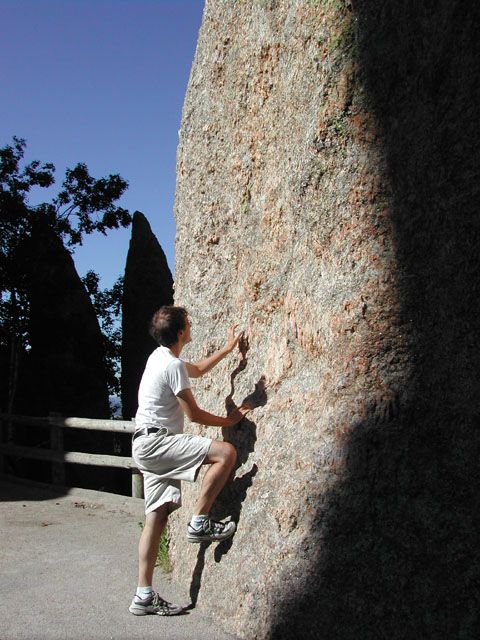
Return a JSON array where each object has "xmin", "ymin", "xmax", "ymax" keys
[
  {"xmin": 131, "ymin": 468, "xmax": 143, "ymax": 498},
  {"xmin": 49, "ymin": 412, "xmax": 65, "ymax": 485},
  {"xmin": 0, "ymin": 415, "xmax": 4, "ymax": 474},
  {"xmin": 130, "ymin": 418, "xmax": 143, "ymax": 498}
]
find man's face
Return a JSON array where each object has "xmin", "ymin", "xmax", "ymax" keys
[{"xmin": 182, "ymin": 315, "xmax": 192, "ymax": 344}]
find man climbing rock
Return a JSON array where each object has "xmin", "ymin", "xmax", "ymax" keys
[{"xmin": 129, "ymin": 305, "xmax": 251, "ymax": 616}]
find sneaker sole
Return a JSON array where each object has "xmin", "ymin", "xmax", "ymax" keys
[
  {"xmin": 129, "ymin": 605, "xmax": 149, "ymax": 616},
  {"xmin": 187, "ymin": 530, "xmax": 235, "ymax": 543},
  {"xmin": 129, "ymin": 605, "xmax": 182, "ymax": 616}
]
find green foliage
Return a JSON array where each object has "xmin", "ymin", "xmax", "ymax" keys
[
  {"xmin": 137, "ymin": 521, "xmax": 172, "ymax": 573},
  {"xmin": 82, "ymin": 271, "xmax": 123, "ymax": 398},
  {"xmin": 53, "ymin": 163, "xmax": 130, "ymax": 246},
  {"xmin": 332, "ymin": 113, "xmax": 347, "ymax": 137},
  {"xmin": 0, "ymin": 136, "xmax": 131, "ymax": 412},
  {"xmin": 327, "ymin": 8, "xmax": 358, "ymax": 58},
  {"xmin": 0, "ymin": 137, "xmax": 130, "ymax": 256}
]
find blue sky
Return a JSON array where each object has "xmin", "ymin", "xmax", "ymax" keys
[{"xmin": 1, "ymin": 0, "xmax": 204, "ymax": 288}]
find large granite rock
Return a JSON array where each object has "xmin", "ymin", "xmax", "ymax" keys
[
  {"xmin": 121, "ymin": 211, "xmax": 173, "ymax": 418},
  {"xmin": 170, "ymin": 1, "xmax": 480, "ymax": 638},
  {"xmin": 22, "ymin": 222, "xmax": 110, "ymax": 419},
  {"xmin": 14, "ymin": 222, "xmax": 116, "ymax": 487}
]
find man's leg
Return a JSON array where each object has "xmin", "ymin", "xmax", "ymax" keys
[
  {"xmin": 194, "ymin": 440, "xmax": 236, "ymax": 514},
  {"xmin": 137, "ymin": 504, "xmax": 168, "ymax": 587},
  {"xmin": 187, "ymin": 440, "xmax": 237, "ymax": 543},
  {"xmin": 130, "ymin": 503, "xmax": 183, "ymax": 616}
]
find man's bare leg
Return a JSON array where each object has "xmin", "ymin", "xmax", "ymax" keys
[
  {"xmin": 187, "ymin": 441, "xmax": 237, "ymax": 543},
  {"xmin": 130, "ymin": 503, "xmax": 184, "ymax": 616},
  {"xmin": 193, "ymin": 440, "xmax": 236, "ymax": 515},
  {"xmin": 137, "ymin": 504, "xmax": 168, "ymax": 587}
]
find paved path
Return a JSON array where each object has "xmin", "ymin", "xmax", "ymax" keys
[{"xmin": 0, "ymin": 477, "xmax": 240, "ymax": 640}]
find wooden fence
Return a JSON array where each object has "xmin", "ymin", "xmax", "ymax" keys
[{"xmin": 0, "ymin": 413, "xmax": 143, "ymax": 498}]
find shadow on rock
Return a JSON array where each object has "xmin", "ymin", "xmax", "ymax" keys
[
  {"xmin": 188, "ymin": 340, "xmax": 267, "ymax": 603},
  {"xmin": 212, "ymin": 462, "xmax": 258, "ymax": 562},
  {"xmin": 269, "ymin": 1, "xmax": 480, "ymax": 637}
]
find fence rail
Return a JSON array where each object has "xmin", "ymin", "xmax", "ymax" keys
[
  {"xmin": 2, "ymin": 414, "xmax": 136, "ymax": 433},
  {"xmin": 0, "ymin": 413, "xmax": 142, "ymax": 498}
]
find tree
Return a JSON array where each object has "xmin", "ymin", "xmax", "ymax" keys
[
  {"xmin": 82, "ymin": 270, "xmax": 123, "ymax": 399},
  {"xmin": 0, "ymin": 136, "xmax": 131, "ymax": 414},
  {"xmin": 0, "ymin": 138, "xmax": 56, "ymax": 395}
]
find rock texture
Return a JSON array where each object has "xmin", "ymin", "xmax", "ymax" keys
[
  {"xmin": 171, "ymin": 1, "xmax": 480, "ymax": 639},
  {"xmin": 121, "ymin": 211, "xmax": 174, "ymax": 418}
]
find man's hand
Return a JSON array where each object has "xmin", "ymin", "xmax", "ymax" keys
[
  {"xmin": 225, "ymin": 403, "xmax": 252, "ymax": 426},
  {"xmin": 225, "ymin": 325, "xmax": 244, "ymax": 354},
  {"xmin": 187, "ymin": 324, "xmax": 246, "ymax": 378}
]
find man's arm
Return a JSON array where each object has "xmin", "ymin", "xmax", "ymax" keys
[
  {"xmin": 186, "ymin": 325, "xmax": 244, "ymax": 378},
  {"xmin": 177, "ymin": 388, "xmax": 251, "ymax": 427}
]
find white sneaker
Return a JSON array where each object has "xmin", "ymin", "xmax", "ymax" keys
[
  {"xmin": 129, "ymin": 591, "xmax": 184, "ymax": 616},
  {"xmin": 187, "ymin": 517, "xmax": 236, "ymax": 543}
]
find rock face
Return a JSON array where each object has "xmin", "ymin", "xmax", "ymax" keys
[
  {"xmin": 121, "ymin": 211, "xmax": 174, "ymax": 418},
  {"xmin": 171, "ymin": 1, "xmax": 480, "ymax": 639},
  {"xmin": 22, "ymin": 223, "xmax": 110, "ymax": 419}
]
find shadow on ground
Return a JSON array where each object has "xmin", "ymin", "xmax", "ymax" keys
[{"xmin": 0, "ymin": 474, "xmax": 70, "ymax": 502}]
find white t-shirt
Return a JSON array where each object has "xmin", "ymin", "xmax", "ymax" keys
[{"xmin": 135, "ymin": 346, "xmax": 191, "ymax": 434}]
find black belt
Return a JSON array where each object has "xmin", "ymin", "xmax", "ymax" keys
[{"xmin": 132, "ymin": 427, "xmax": 161, "ymax": 442}]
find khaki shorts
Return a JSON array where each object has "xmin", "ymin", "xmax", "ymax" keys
[{"xmin": 132, "ymin": 428, "xmax": 212, "ymax": 515}]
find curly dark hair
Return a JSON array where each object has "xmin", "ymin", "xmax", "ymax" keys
[{"xmin": 150, "ymin": 306, "xmax": 188, "ymax": 347}]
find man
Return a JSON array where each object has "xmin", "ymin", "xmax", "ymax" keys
[{"xmin": 129, "ymin": 306, "xmax": 251, "ymax": 616}]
